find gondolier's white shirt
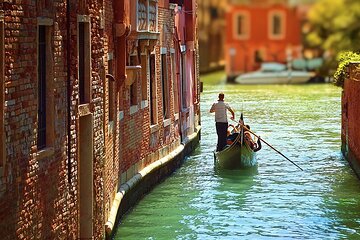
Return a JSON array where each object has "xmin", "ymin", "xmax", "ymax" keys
[{"xmin": 210, "ymin": 101, "xmax": 232, "ymax": 123}]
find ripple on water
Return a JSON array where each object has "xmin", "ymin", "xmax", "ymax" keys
[{"xmin": 114, "ymin": 84, "xmax": 360, "ymax": 240}]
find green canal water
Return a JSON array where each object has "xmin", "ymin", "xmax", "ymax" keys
[{"xmin": 114, "ymin": 77, "xmax": 360, "ymax": 239}]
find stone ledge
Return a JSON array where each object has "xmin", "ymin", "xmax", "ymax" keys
[
  {"xmin": 150, "ymin": 124, "xmax": 159, "ymax": 133},
  {"xmin": 36, "ymin": 147, "xmax": 55, "ymax": 160}
]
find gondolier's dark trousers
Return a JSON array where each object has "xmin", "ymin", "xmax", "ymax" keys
[{"xmin": 216, "ymin": 122, "xmax": 228, "ymax": 151}]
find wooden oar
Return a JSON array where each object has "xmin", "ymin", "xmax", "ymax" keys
[{"xmin": 231, "ymin": 119, "xmax": 303, "ymax": 171}]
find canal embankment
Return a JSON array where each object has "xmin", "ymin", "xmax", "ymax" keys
[
  {"xmin": 105, "ymin": 126, "xmax": 201, "ymax": 238},
  {"xmin": 341, "ymin": 62, "xmax": 360, "ymax": 178}
]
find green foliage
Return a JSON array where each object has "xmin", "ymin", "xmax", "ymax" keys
[
  {"xmin": 334, "ymin": 51, "xmax": 360, "ymax": 87},
  {"xmin": 307, "ymin": 0, "xmax": 360, "ymax": 53},
  {"xmin": 306, "ymin": 0, "xmax": 360, "ymax": 77}
]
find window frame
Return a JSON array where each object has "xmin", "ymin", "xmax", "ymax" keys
[
  {"xmin": 118, "ymin": 85, "xmax": 124, "ymax": 121},
  {"xmin": 233, "ymin": 12, "xmax": 250, "ymax": 40},
  {"xmin": 129, "ymin": 55, "xmax": 139, "ymax": 109},
  {"xmin": 161, "ymin": 48, "xmax": 169, "ymax": 119},
  {"xmin": 140, "ymin": 53, "xmax": 148, "ymax": 106},
  {"xmin": 77, "ymin": 15, "xmax": 91, "ymax": 105},
  {"xmin": 130, "ymin": 80, "xmax": 138, "ymax": 107},
  {"xmin": 37, "ymin": 18, "xmax": 55, "ymax": 153},
  {"xmin": 180, "ymin": 51, "xmax": 187, "ymax": 109},
  {"xmin": 268, "ymin": 11, "xmax": 285, "ymax": 40},
  {"xmin": 149, "ymin": 53, "xmax": 157, "ymax": 125},
  {"xmin": 37, "ymin": 25, "xmax": 47, "ymax": 149},
  {"xmin": 137, "ymin": 0, "xmax": 159, "ymax": 33},
  {"xmin": 107, "ymin": 53, "xmax": 115, "ymax": 123},
  {"xmin": 170, "ymin": 50, "xmax": 179, "ymax": 114}
]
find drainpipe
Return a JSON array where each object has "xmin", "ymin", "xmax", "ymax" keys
[
  {"xmin": 114, "ymin": 0, "xmax": 128, "ymax": 90},
  {"xmin": 173, "ymin": 27, "xmax": 183, "ymax": 143}
]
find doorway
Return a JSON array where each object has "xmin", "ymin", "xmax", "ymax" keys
[{"xmin": 79, "ymin": 114, "xmax": 93, "ymax": 238}]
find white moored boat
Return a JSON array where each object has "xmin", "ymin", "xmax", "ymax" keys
[{"xmin": 235, "ymin": 62, "xmax": 314, "ymax": 85}]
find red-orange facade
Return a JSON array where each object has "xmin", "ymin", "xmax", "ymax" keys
[{"xmin": 225, "ymin": 1, "xmax": 303, "ymax": 79}]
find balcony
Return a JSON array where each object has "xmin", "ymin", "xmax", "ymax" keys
[{"xmin": 130, "ymin": 0, "xmax": 160, "ymax": 41}]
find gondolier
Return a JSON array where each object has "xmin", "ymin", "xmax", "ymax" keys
[{"xmin": 210, "ymin": 92, "xmax": 235, "ymax": 151}]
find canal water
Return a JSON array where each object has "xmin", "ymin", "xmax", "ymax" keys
[{"xmin": 114, "ymin": 78, "xmax": 360, "ymax": 239}]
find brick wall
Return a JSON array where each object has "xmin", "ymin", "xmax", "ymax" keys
[
  {"xmin": 1, "ymin": 0, "xmax": 200, "ymax": 239},
  {"xmin": 102, "ymin": 0, "xmax": 118, "ymax": 228},
  {"xmin": 118, "ymin": 2, "xmax": 181, "ymax": 181},
  {"xmin": 342, "ymin": 63, "xmax": 360, "ymax": 177},
  {"xmin": 1, "ymin": 0, "xmax": 109, "ymax": 238},
  {"xmin": 1, "ymin": 0, "xmax": 78, "ymax": 239}
]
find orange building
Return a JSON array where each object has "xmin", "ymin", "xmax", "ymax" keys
[{"xmin": 225, "ymin": 0, "xmax": 303, "ymax": 80}]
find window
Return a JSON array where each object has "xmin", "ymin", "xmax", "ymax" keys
[
  {"xmin": 171, "ymin": 52, "xmax": 179, "ymax": 114},
  {"xmin": 237, "ymin": 16, "xmax": 244, "ymax": 35},
  {"xmin": 141, "ymin": 54, "xmax": 148, "ymax": 102},
  {"xmin": 78, "ymin": 17, "xmax": 91, "ymax": 104},
  {"xmin": 149, "ymin": 53, "xmax": 157, "ymax": 125},
  {"xmin": 129, "ymin": 55, "xmax": 138, "ymax": 107},
  {"xmin": 130, "ymin": 81, "xmax": 138, "ymax": 106},
  {"xmin": 161, "ymin": 51, "xmax": 169, "ymax": 119},
  {"xmin": 137, "ymin": 0, "xmax": 158, "ymax": 32},
  {"xmin": 0, "ymin": 12, "xmax": 4, "ymax": 166},
  {"xmin": 273, "ymin": 15, "xmax": 281, "ymax": 35},
  {"xmin": 107, "ymin": 54, "xmax": 114, "ymax": 122},
  {"xmin": 37, "ymin": 26, "xmax": 47, "ymax": 149},
  {"xmin": 118, "ymin": 85, "xmax": 124, "ymax": 120},
  {"xmin": 233, "ymin": 12, "xmax": 249, "ymax": 39},
  {"xmin": 37, "ymin": 21, "xmax": 54, "ymax": 150},
  {"xmin": 180, "ymin": 52, "xmax": 187, "ymax": 109},
  {"xmin": 269, "ymin": 11, "xmax": 285, "ymax": 39}
]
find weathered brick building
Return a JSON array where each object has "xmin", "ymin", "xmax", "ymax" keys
[
  {"xmin": 341, "ymin": 62, "xmax": 360, "ymax": 178},
  {"xmin": 0, "ymin": 0, "xmax": 200, "ymax": 239}
]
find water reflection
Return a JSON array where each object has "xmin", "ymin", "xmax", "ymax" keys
[
  {"xmin": 322, "ymin": 158, "xmax": 360, "ymax": 239},
  {"xmin": 115, "ymin": 83, "xmax": 360, "ymax": 240},
  {"xmin": 214, "ymin": 167, "xmax": 259, "ymax": 178}
]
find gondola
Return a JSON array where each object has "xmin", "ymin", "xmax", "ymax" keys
[
  {"xmin": 214, "ymin": 121, "xmax": 258, "ymax": 169},
  {"xmin": 214, "ymin": 117, "xmax": 304, "ymax": 171}
]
